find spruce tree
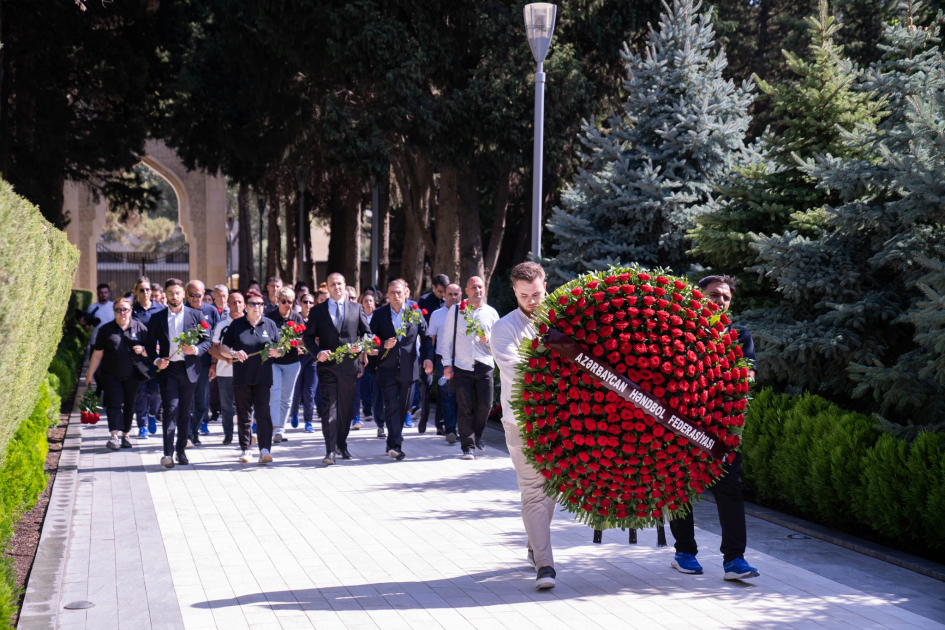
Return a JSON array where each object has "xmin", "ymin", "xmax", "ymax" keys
[
  {"xmin": 546, "ymin": 0, "xmax": 754, "ymax": 284},
  {"xmin": 742, "ymin": 0, "xmax": 945, "ymax": 426},
  {"xmin": 689, "ymin": 0, "xmax": 883, "ymax": 310}
]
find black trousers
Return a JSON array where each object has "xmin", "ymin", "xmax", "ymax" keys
[
  {"xmin": 158, "ymin": 362, "xmax": 197, "ymax": 457},
  {"xmin": 417, "ymin": 367, "xmax": 434, "ymax": 431},
  {"xmin": 453, "ymin": 363, "xmax": 494, "ymax": 451},
  {"xmin": 319, "ymin": 375, "xmax": 356, "ymax": 455},
  {"xmin": 101, "ymin": 372, "xmax": 139, "ymax": 434},
  {"xmin": 235, "ymin": 383, "xmax": 272, "ymax": 451},
  {"xmin": 209, "ymin": 376, "xmax": 221, "ymax": 417},
  {"xmin": 380, "ymin": 376, "xmax": 415, "ymax": 451},
  {"xmin": 669, "ymin": 452, "xmax": 747, "ymax": 562}
]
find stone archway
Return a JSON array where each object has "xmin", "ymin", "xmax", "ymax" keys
[{"xmin": 64, "ymin": 139, "xmax": 228, "ymax": 290}]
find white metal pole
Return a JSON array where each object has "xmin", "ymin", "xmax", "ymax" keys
[
  {"xmin": 371, "ymin": 178, "xmax": 379, "ymax": 289},
  {"xmin": 531, "ymin": 61, "xmax": 546, "ymax": 259}
]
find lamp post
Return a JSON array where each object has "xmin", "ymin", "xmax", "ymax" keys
[
  {"xmin": 524, "ymin": 2, "xmax": 557, "ymax": 259},
  {"xmin": 297, "ymin": 167, "xmax": 309, "ymax": 284},
  {"xmin": 370, "ymin": 176, "xmax": 379, "ymax": 290}
]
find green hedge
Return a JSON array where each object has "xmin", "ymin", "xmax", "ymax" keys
[
  {"xmin": 0, "ymin": 179, "xmax": 78, "ymax": 466},
  {"xmin": 0, "ymin": 381, "xmax": 57, "ymax": 626},
  {"xmin": 743, "ymin": 388, "xmax": 945, "ymax": 551}
]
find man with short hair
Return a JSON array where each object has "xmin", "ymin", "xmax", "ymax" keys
[
  {"xmin": 83, "ymin": 283, "xmax": 115, "ymax": 346},
  {"xmin": 145, "ymin": 279, "xmax": 212, "ymax": 467},
  {"xmin": 208, "ymin": 284, "xmax": 230, "ymax": 424},
  {"xmin": 370, "ymin": 279, "xmax": 433, "ymax": 461},
  {"xmin": 265, "ymin": 276, "xmax": 283, "ymax": 310},
  {"xmin": 302, "ymin": 272, "xmax": 371, "ymax": 465},
  {"xmin": 492, "ymin": 262, "xmax": 557, "ymax": 589},
  {"xmin": 151, "ymin": 282, "xmax": 166, "ymax": 306},
  {"xmin": 669, "ymin": 274, "xmax": 759, "ymax": 581},
  {"xmin": 212, "ymin": 284, "xmax": 230, "ymax": 318},
  {"xmin": 131, "ymin": 276, "xmax": 164, "ymax": 438},
  {"xmin": 426, "ymin": 283, "xmax": 462, "ymax": 441},
  {"xmin": 210, "ymin": 292, "xmax": 245, "ymax": 449},
  {"xmin": 440, "ymin": 276, "xmax": 500, "ymax": 460},
  {"xmin": 186, "ymin": 280, "xmax": 221, "ymax": 444},
  {"xmin": 416, "ymin": 273, "xmax": 449, "ymax": 433}
]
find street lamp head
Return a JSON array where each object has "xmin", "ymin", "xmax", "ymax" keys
[{"xmin": 524, "ymin": 3, "xmax": 557, "ymax": 64}]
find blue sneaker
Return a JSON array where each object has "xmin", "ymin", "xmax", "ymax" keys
[
  {"xmin": 404, "ymin": 413, "xmax": 415, "ymax": 428},
  {"xmin": 200, "ymin": 421, "xmax": 210, "ymax": 435},
  {"xmin": 291, "ymin": 413, "xmax": 299, "ymax": 429},
  {"xmin": 723, "ymin": 558, "xmax": 760, "ymax": 580},
  {"xmin": 305, "ymin": 422, "xmax": 315, "ymax": 433},
  {"xmin": 148, "ymin": 416, "xmax": 157, "ymax": 434},
  {"xmin": 138, "ymin": 426, "xmax": 149, "ymax": 439},
  {"xmin": 671, "ymin": 553, "xmax": 703, "ymax": 574}
]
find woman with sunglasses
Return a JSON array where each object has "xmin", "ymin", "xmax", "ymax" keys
[
  {"xmin": 291, "ymin": 292, "xmax": 320, "ymax": 433},
  {"xmin": 131, "ymin": 276, "xmax": 165, "ymax": 439},
  {"xmin": 86, "ymin": 298, "xmax": 149, "ymax": 451},
  {"xmin": 266, "ymin": 286, "xmax": 306, "ymax": 442}
]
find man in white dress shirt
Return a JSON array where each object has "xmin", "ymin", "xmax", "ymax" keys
[
  {"xmin": 440, "ymin": 276, "xmax": 500, "ymax": 460},
  {"xmin": 426, "ymin": 283, "xmax": 462, "ymax": 442},
  {"xmin": 491, "ymin": 262, "xmax": 557, "ymax": 590}
]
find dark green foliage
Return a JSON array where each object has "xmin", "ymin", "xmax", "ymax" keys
[{"xmin": 743, "ymin": 387, "xmax": 945, "ymax": 551}]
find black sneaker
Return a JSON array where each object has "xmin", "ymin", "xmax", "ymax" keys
[
  {"xmin": 475, "ymin": 436, "xmax": 485, "ymax": 451},
  {"xmin": 536, "ymin": 566, "xmax": 556, "ymax": 589},
  {"xmin": 120, "ymin": 436, "xmax": 133, "ymax": 449},
  {"xmin": 395, "ymin": 449, "xmax": 406, "ymax": 461},
  {"xmin": 222, "ymin": 435, "xmax": 233, "ymax": 445},
  {"xmin": 176, "ymin": 450, "xmax": 189, "ymax": 465}
]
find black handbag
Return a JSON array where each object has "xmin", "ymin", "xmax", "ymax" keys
[{"xmin": 131, "ymin": 357, "xmax": 152, "ymax": 382}]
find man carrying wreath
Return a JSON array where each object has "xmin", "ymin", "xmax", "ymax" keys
[
  {"xmin": 491, "ymin": 262, "xmax": 558, "ymax": 590},
  {"xmin": 145, "ymin": 278, "xmax": 212, "ymax": 468},
  {"xmin": 370, "ymin": 279, "xmax": 434, "ymax": 461}
]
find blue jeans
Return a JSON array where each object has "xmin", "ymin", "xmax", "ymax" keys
[
  {"xmin": 359, "ymin": 372, "xmax": 374, "ymax": 417},
  {"xmin": 292, "ymin": 354, "xmax": 318, "ymax": 423},
  {"xmin": 436, "ymin": 355, "xmax": 456, "ymax": 435},
  {"xmin": 271, "ymin": 362, "xmax": 302, "ymax": 433},
  {"xmin": 352, "ymin": 373, "xmax": 363, "ymax": 426},
  {"xmin": 190, "ymin": 368, "xmax": 210, "ymax": 440},
  {"xmin": 135, "ymin": 379, "xmax": 160, "ymax": 428},
  {"xmin": 370, "ymin": 371, "xmax": 386, "ymax": 429}
]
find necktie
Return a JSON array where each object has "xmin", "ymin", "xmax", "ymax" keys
[{"xmin": 334, "ymin": 301, "xmax": 343, "ymax": 332}]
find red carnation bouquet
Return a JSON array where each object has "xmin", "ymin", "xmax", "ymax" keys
[
  {"xmin": 381, "ymin": 304, "xmax": 424, "ymax": 359},
  {"xmin": 512, "ymin": 267, "xmax": 751, "ymax": 531},
  {"xmin": 79, "ymin": 389, "xmax": 102, "ymax": 425},
  {"xmin": 458, "ymin": 300, "xmax": 487, "ymax": 338},
  {"xmin": 328, "ymin": 333, "xmax": 381, "ymax": 363},
  {"xmin": 158, "ymin": 320, "xmax": 210, "ymax": 371},
  {"xmin": 248, "ymin": 320, "xmax": 306, "ymax": 363}
]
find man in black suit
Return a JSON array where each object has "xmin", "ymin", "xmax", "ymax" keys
[
  {"xmin": 371, "ymin": 279, "xmax": 434, "ymax": 460},
  {"xmin": 415, "ymin": 274, "xmax": 448, "ymax": 433},
  {"xmin": 302, "ymin": 272, "xmax": 370, "ymax": 466},
  {"xmin": 145, "ymin": 278, "xmax": 212, "ymax": 468}
]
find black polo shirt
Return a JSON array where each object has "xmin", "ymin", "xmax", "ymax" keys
[
  {"xmin": 221, "ymin": 316, "xmax": 281, "ymax": 387},
  {"xmin": 265, "ymin": 307, "xmax": 305, "ymax": 365},
  {"xmin": 93, "ymin": 320, "xmax": 148, "ymax": 380}
]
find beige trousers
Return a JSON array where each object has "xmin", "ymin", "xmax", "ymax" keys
[{"xmin": 503, "ymin": 420, "xmax": 556, "ymax": 569}]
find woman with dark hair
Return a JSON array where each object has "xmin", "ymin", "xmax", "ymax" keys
[
  {"xmin": 291, "ymin": 291, "xmax": 320, "ymax": 433},
  {"xmin": 86, "ymin": 298, "xmax": 149, "ymax": 451}
]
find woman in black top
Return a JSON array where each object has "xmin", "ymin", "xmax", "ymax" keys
[
  {"xmin": 86, "ymin": 298, "xmax": 149, "ymax": 451},
  {"xmin": 266, "ymin": 286, "xmax": 305, "ymax": 443}
]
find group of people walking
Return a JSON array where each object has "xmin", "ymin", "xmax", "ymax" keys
[{"xmin": 82, "ymin": 261, "xmax": 760, "ymax": 589}]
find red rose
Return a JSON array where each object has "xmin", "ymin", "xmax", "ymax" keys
[
  {"xmin": 422, "ymin": 309, "xmax": 429, "ymax": 315},
  {"xmin": 290, "ymin": 339, "xmax": 299, "ymax": 348},
  {"xmin": 199, "ymin": 320, "xmax": 210, "ymax": 329},
  {"xmin": 373, "ymin": 336, "xmax": 381, "ymax": 345},
  {"xmin": 571, "ymin": 287, "xmax": 583, "ymax": 296},
  {"xmin": 413, "ymin": 304, "xmax": 419, "ymax": 310},
  {"xmin": 459, "ymin": 301, "xmax": 467, "ymax": 311}
]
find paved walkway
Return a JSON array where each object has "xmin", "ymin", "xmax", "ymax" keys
[{"xmin": 19, "ymin": 388, "xmax": 945, "ymax": 629}]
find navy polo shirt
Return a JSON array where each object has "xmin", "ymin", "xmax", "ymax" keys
[
  {"xmin": 221, "ymin": 316, "xmax": 281, "ymax": 387},
  {"xmin": 93, "ymin": 320, "xmax": 148, "ymax": 380},
  {"xmin": 132, "ymin": 301, "xmax": 165, "ymax": 328}
]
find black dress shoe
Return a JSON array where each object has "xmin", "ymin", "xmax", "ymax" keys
[
  {"xmin": 418, "ymin": 420, "xmax": 427, "ymax": 434},
  {"xmin": 176, "ymin": 450, "xmax": 189, "ymax": 465},
  {"xmin": 341, "ymin": 449, "xmax": 353, "ymax": 459},
  {"xmin": 436, "ymin": 428, "xmax": 446, "ymax": 436},
  {"xmin": 222, "ymin": 435, "xmax": 233, "ymax": 445},
  {"xmin": 191, "ymin": 436, "xmax": 202, "ymax": 446}
]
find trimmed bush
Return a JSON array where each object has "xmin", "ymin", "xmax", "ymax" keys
[
  {"xmin": 0, "ymin": 179, "xmax": 78, "ymax": 466},
  {"xmin": 743, "ymin": 388, "xmax": 945, "ymax": 551}
]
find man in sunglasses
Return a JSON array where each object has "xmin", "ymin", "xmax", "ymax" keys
[
  {"xmin": 186, "ymin": 280, "xmax": 221, "ymax": 445},
  {"xmin": 131, "ymin": 276, "xmax": 165, "ymax": 439}
]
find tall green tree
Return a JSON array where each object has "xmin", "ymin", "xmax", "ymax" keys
[
  {"xmin": 546, "ymin": 0, "xmax": 754, "ymax": 283},
  {"xmin": 689, "ymin": 0, "xmax": 884, "ymax": 309},
  {"xmin": 742, "ymin": 0, "xmax": 945, "ymax": 424}
]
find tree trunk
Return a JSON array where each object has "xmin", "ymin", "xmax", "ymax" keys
[
  {"xmin": 483, "ymin": 168, "xmax": 511, "ymax": 297},
  {"xmin": 756, "ymin": 0, "xmax": 771, "ymax": 79},
  {"xmin": 327, "ymin": 174, "xmax": 346, "ymax": 278},
  {"xmin": 302, "ymin": 190, "xmax": 315, "ymax": 288},
  {"xmin": 285, "ymin": 191, "xmax": 298, "ymax": 285},
  {"xmin": 343, "ymin": 179, "xmax": 362, "ymax": 294},
  {"xmin": 393, "ymin": 153, "xmax": 436, "ymax": 260},
  {"xmin": 436, "ymin": 167, "xmax": 463, "ymax": 286},
  {"xmin": 266, "ymin": 193, "xmax": 282, "ymax": 281},
  {"xmin": 378, "ymin": 168, "xmax": 391, "ymax": 291},
  {"xmin": 237, "ymin": 183, "xmax": 255, "ymax": 292},
  {"xmin": 400, "ymin": 181, "xmax": 427, "ymax": 300},
  {"xmin": 457, "ymin": 165, "xmax": 484, "ymax": 285}
]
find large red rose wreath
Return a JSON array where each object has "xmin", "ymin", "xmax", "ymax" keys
[{"xmin": 512, "ymin": 268, "xmax": 752, "ymax": 531}]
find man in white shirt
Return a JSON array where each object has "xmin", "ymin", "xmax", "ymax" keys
[
  {"xmin": 426, "ymin": 283, "xmax": 462, "ymax": 441},
  {"xmin": 85, "ymin": 283, "xmax": 115, "ymax": 346},
  {"xmin": 210, "ymin": 291, "xmax": 244, "ymax": 453},
  {"xmin": 440, "ymin": 276, "xmax": 500, "ymax": 459},
  {"xmin": 490, "ymin": 261, "xmax": 557, "ymax": 590}
]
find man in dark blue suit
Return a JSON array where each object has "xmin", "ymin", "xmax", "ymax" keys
[
  {"xmin": 185, "ymin": 280, "xmax": 221, "ymax": 445},
  {"xmin": 302, "ymin": 273, "xmax": 371, "ymax": 465},
  {"xmin": 371, "ymin": 279, "xmax": 433, "ymax": 461},
  {"xmin": 415, "ymin": 274, "xmax": 448, "ymax": 433},
  {"xmin": 145, "ymin": 278, "xmax": 212, "ymax": 468}
]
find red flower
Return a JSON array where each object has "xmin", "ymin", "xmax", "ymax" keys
[
  {"xmin": 373, "ymin": 336, "xmax": 381, "ymax": 346},
  {"xmin": 413, "ymin": 304, "xmax": 419, "ymax": 310},
  {"xmin": 290, "ymin": 339, "xmax": 299, "ymax": 348},
  {"xmin": 421, "ymin": 309, "xmax": 429, "ymax": 315},
  {"xmin": 199, "ymin": 320, "xmax": 211, "ymax": 329},
  {"xmin": 459, "ymin": 300, "xmax": 467, "ymax": 311}
]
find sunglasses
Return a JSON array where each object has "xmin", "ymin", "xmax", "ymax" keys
[
  {"xmin": 137, "ymin": 287, "xmax": 150, "ymax": 293},
  {"xmin": 188, "ymin": 292, "xmax": 203, "ymax": 299},
  {"xmin": 247, "ymin": 302, "xmax": 265, "ymax": 307},
  {"xmin": 279, "ymin": 299, "xmax": 293, "ymax": 305},
  {"xmin": 115, "ymin": 308, "xmax": 131, "ymax": 314},
  {"xmin": 301, "ymin": 300, "xmax": 315, "ymax": 305}
]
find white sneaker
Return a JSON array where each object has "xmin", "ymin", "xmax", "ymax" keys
[
  {"xmin": 387, "ymin": 448, "xmax": 399, "ymax": 459},
  {"xmin": 160, "ymin": 456, "xmax": 174, "ymax": 469},
  {"xmin": 273, "ymin": 433, "xmax": 283, "ymax": 444},
  {"xmin": 186, "ymin": 439, "xmax": 194, "ymax": 448},
  {"xmin": 352, "ymin": 421, "xmax": 363, "ymax": 430},
  {"xmin": 239, "ymin": 450, "xmax": 250, "ymax": 463},
  {"xmin": 259, "ymin": 448, "xmax": 272, "ymax": 464},
  {"xmin": 106, "ymin": 436, "xmax": 121, "ymax": 451}
]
